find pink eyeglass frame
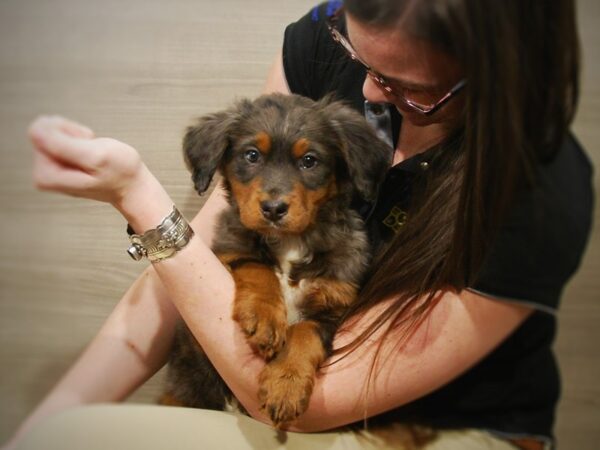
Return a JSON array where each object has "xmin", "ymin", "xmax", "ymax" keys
[{"xmin": 326, "ymin": 7, "xmax": 467, "ymax": 116}]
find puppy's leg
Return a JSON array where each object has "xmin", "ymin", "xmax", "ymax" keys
[
  {"xmin": 229, "ymin": 261, "xmax": 287, "ymax": 361},
  {"xmin": 258, "ymin": 278, "xmax": 357, "ymax": 426},
  {"xmin": 258, "ymin": 320, "xmax": 328, "ymax": 427}
]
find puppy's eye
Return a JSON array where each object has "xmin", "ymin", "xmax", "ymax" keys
[
  {"xmin": 300, "ymin": 154, "xmax": 318, "ymax": 170},
  {"xmin": 244, "ymin": 149, "xmax": 261, "ymax": 164}
]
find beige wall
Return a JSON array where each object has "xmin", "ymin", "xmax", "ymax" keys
[{"xmin": 0, "ymin": 0, "xmax": 598, "ymax": 447}]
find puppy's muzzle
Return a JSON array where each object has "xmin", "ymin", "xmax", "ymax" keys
[{"xmin": 260, "ymin": 200, "xmax": 289, "ymax": 223}]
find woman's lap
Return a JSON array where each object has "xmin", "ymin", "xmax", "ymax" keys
[{"xmin": 16, "ymin": 404, "xmax": 517, "ymax": 450}]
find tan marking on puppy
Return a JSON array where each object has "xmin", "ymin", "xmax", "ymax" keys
[
  {"xmin": 217, "ymin": 252, "xmax": 256, "ymax": 269},
  {"xmin": 258, "ymin": 320, "xmax": 327, "ymax": 427},
  {"xmin": 303, "ymin": 278, "xmax": 358, "ymax": 312},
  {"xmin": 231, "ymin": 263, "xmax": 288, "ymax": 360},
  {"xmin": 285, "ymin": 179, "xmax": 338, "ymax": 233},
  {"xmin": 228, "ymin": 176, "xmax": 268, "ymax": 231},
  {"xmin": 255, "ymin": 131, "xmax": 272, "ymax": 154},
  {"xmin": 305, "ymin": 178, "xmax": 338, "ymax": 213},
  {"xmin": 158, "ymin": 393, "xmax": 186, "ymax": 407},
  {"xmin": 291, "ymin": 138, "xmax": 310, "ymax": 158}
]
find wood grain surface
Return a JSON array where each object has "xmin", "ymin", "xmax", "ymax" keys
[{"xmin": 0, "ymin": 0, "xmax": 598, "ymax": 447}]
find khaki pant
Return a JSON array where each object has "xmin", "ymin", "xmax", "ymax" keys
[{"xmin": 17, "ymin": 404, "xmax": 522, "ymax": 450}]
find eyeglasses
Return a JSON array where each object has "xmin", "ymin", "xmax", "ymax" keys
[{"xmin": 326, "ymin": 8, "xmax": 466, "ymax": 116}]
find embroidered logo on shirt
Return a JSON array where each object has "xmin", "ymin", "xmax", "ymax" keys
[{"xmin": 383, "ymin": 206, "xmax": 408, "ymax": 234}]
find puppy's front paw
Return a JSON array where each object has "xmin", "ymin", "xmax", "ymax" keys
[
  {"xmin": 233, "ymin": 301, "xmax": 287, "ymax": 360},
  {"xmin": 258, "ymin": 360, "xmax": 313, "ymax": 427}
]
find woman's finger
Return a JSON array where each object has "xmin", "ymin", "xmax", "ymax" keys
[
  {"xmin": 56, "ymin": 116, "xmax": 95, "ymax": 139},
  {"xmin": 32, "ymin": 147, "xmax": 96, "ymax": 194},
  {"xmin": 29, "ymin": 115, "xmax": 94, "ymax": 139},
  {"xmin": 29, "ymin": 116, "xmax": 101, "ymax": 170}
]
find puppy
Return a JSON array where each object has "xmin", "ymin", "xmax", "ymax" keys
[{"xmin": 161, "ymin": 93, "xmax": 391, "ymax": 427}]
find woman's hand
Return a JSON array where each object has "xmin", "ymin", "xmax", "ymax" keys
[
  {"xmin": 29, "ymin": 115, "xmax": 173, "ymax": 232},
  {"xmin": 29, "ymin": 115, "xmax": 143, "ymax": 206}
]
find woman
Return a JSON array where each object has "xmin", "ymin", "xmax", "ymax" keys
[{"xmin": 6, "ymin": 0, "xmax": 593, "ymax": 449}]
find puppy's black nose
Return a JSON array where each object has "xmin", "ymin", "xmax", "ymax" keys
[{"xmin": 260, "ymin": 200, "xmax": 288, "ymax": 222}]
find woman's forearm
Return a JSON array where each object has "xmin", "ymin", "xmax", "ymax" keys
[
  {"xmin": 8, "ymin": 266, "xmax": 178, "ymax": 446},
  {"xmin": 110, "ymin": 179, "xmax": 306, "ymax": 427},
  {"xmin": 116, "ymin": 171, "xmax": 273, "ymax": 420}
]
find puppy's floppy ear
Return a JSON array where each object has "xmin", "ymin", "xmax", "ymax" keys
[
  {"xmin": 319, "ymin": 98, "xmax": 392, "ymax": 202},
  {"xmin": 183, "ymin": 110, "xmax": 239, "ymax": 195}
]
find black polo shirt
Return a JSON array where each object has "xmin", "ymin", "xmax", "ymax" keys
[{"xmin": 282, "ymin": 1, "xmax": 594, "ymax": 444}]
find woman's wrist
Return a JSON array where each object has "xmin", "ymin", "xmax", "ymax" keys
[{"xmin": 113, "ymin": 163, "xmax": 175, "ymax": 234}]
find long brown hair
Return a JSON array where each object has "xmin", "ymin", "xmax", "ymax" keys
[{"xmin": 335, "ymin": 0, "xmax": 580, "ymax": 367}]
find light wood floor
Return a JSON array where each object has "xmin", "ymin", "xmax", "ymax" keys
[{"xmin": 0, "ymin": 0, "xmax": 598, "ymax": 447}]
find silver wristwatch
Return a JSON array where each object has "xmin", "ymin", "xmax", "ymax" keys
[{"xmin": 126, "ymin": 206, "xmax": 194, "ymax": 263}]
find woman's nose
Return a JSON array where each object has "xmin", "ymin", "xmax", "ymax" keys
[{"xmin": 362, "ymin": 75, "xmax": 389, "ymax": 103}]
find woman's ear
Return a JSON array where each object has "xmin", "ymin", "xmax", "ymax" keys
[
  {"xmin": 319, "ymin": 98, "xmax": 392, "ymax": 202},
  {"xmin": 182, "ymin": 110, "xmax": 238, "ymax": 195}
]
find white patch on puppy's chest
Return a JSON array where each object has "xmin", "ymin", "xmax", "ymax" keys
[{"xmin": 273, "ymin": 239, "xmax": 311, "ymax": 324}]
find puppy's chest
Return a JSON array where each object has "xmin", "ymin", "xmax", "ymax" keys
[{"xmin": 271, "ymin": 239, "xmax": 313, "ymax": 324}]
